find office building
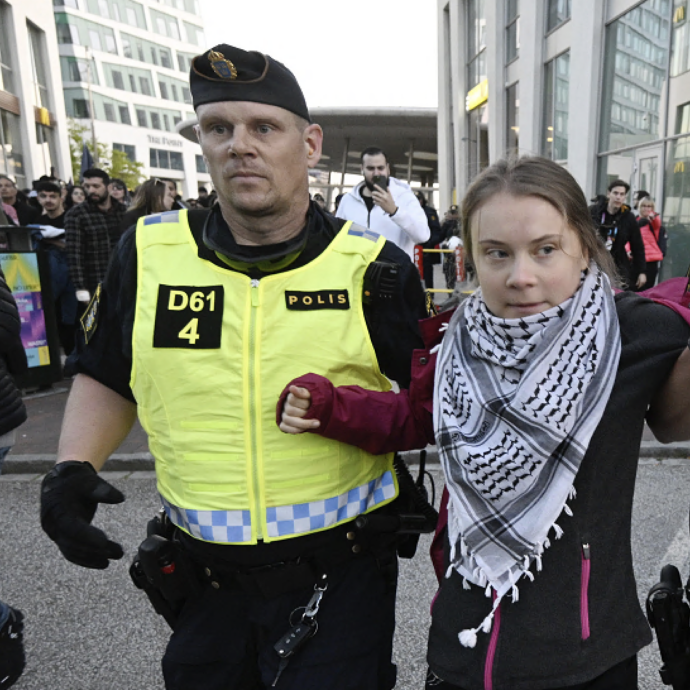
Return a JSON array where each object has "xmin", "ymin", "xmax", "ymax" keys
[
  {"xmin": 0, "ymin": 0, "xmax": 72, "ymax": 189},
  {"xmin": 54, "ymin": 0, "xmax": 210, "ymax": 197},
  {"xmin": 438, "ymin": 0, "xmax": 690, "ymax": 278}
]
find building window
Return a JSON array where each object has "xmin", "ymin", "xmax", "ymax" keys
[
  {"xmin": 113, "ymin": 143, "xmax": 135, "ymax": 160},
  {"xmin": 118, "ymin": 106, "xmax": 131, "ymax": 125},
  {"xmin": 74, "ymin": 98, "xmax": 90, "ymax": 118},
  {"xmin": 184, "ymin": 21, "xmax": 204, "ymax": 46},
  {"xmin": 160, "ymin": 49, "xmax": 172, "ymax": 69},
  {"xmin": 139, "ymin": 77, "xmax": 151, "ymax": 96},
  {"xmin": 671, "ymin": 1, "xmax": 690, "ymax": 76},
  {"xmin": 112, "ymin": 70, "xmax": 124, "ymax": 90},
  {"xmin": 150, "ymin": 148, "xmax": 183, "ymax": 170},
  {"xmin": 149, "ymin": 46, "xmax": 159, "ymax": 66},
  {"xmin": 506, "ymin": 82, "xmax": 519, "ymax": 154},
  {"xmin": 546, "ymin": 0, "xmax": 571, "ymax": 33},
  {"xmin": 104, "ymin": 102, "xmax": 116, "ymax": 122},
  {"xmin": 0, "ymin": 110, "xmax": 25, "ymax": 187},
  {"xmin": 0, "ymin": 5, "xmax": 13, "ymax": 93},
  {"xmin": 599, "ymin": 0, "xmax": 670, "ymax": 153},
  {"xmin": 196, "ymin": 154, "xmax": 206, "ymax": 173},
  {"xmin": 150, "ymin": 112, "xmax": 161, "ymax": 129},
  {"xmin": 506, "ymin": 0, "xmax": 519, "ymax": 63},
  {"xmin": 467, "ymin": 0, "xmax": 487, "ymax": 89},
  {"xmin": 136, "ymin": 108, "xmax": 147, "ymax": 127},
  {"xmin": 466, "ymin": 0, "xmax": 489, "ymax": 180},
  {"xmin": 177, "ymin": 52, "xmax": 195, "ymax": 73},
  {"xmin": 542, "ymin": 51, "xmax": 569, "ymax": 160},
  {"xmin": 159, "ymin": 82, "xmax": 169, "ymax": 100},
  {"xmin": 150, "ymin": 9, "xmax": 180, "ymax": 40},
  {"xmin": 182, "ymin": 87, "xmax": 191, "ymax": 104},
  {"xmin": 163, "ymin": 113, "xmax": 170, "ymax": 131}
]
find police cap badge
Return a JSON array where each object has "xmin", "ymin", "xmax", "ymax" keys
[{"xmin": 190, "ymin": 44, "xmax": 310, "ymax": 122}]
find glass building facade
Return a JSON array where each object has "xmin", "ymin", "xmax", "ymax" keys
[
  {"xmin": 437, "ymin": 0, "xmax": 690, "ymax": 279},
  {"xmin": 597, "ymin": 0, "xmax": 690, "ymax": 279}
]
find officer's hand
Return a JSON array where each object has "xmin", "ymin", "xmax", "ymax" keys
[
  {"xmin": 40, "ymin": 461, "xmax": 125, "ymax": 569},
  {"xmin": 279, "ymin": 385, "xmax": 320, "ymax": 435},
  {"xmin": 372, "ymin": 186, "xmax": 397, "ymax": 216},
  {"xmin": 636, "ymin": 273, "xmax": 648, "ymax": 290}
]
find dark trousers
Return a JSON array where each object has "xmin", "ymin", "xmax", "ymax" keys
[
  {"xmin": 162, "ymin": 551, "xmax": 397, "ymax": 690},
  {"xmin": 425, "ymin": 654, "xmax": 637, "ymax": 689}
]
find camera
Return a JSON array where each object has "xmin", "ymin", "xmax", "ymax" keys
[{"xmin": 371, "ymin": 175, "xmax": 388, "ymax": 191}]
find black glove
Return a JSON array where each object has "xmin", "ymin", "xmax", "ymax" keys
[{"xmin": 40, "ymin": 461, "xmax": 125, "ymax": 569}]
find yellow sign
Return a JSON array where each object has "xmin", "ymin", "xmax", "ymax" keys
[
  {"xmin": 466, "ymin": 79, "xmax": 489, "ymax": 111},
  {"xmin": 36, "ymin": 107, "xmax": 50, "ymax": 126}
]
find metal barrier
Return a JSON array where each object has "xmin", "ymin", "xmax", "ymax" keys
[{"xmin": 413, "ymin": 245, "xmax": 466, "ymax": 294}]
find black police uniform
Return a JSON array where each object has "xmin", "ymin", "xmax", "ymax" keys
[{"xmin": 74, "ymin": 203, "xmax": 428, "ymax": 689}]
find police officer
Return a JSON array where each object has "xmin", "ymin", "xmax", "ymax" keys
[{"xmin": 40, "ymin": 44, "xmax": 427, "ymax": 689}]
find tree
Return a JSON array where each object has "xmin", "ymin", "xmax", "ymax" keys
[
  {"xmin": 108, "ymin": 149, "xmax": 145, "ymax": 191},
  {"xmin": 67, "ymin": 119, "xmax": 145, "ymax": 190}
]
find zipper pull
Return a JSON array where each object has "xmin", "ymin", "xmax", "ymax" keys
[
  {"xmin": 250, "ymin": 278, "xmax": 260, "ymax": 307},
  {"xmin": 582, "ymin": 542, "xmax": 590, "ymax": 559}
]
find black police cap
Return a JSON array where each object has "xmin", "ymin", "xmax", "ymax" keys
[{"xmin": 190, "ymin": 44, "xmax": 311, "ymax": 122}]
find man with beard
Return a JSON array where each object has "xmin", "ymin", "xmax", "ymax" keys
[
  {"xmin": 64, "ymin": 168, "xmax": 125, "ymax": 305},
  {"xmin": 336, "ymin": 147, "xmax": 429, "ymax": 260},
  {"xmin": 0, "ymin": 175, "xmax": 40, "ymax": 226}
]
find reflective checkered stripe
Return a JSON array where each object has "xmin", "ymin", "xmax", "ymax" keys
[
  {"xmin": 266, "ymin": 470, "xmax": 396, "ymax": 538},
  {"xmin": 347, "ymin": 226, "xmax": 381, "ymax": 243},
  {"xmin": 161, "ymin": 495, "xmax": 252, "ymax": 543},
  {"xmin": 142, "ymin": 210, "xmax": 181, "ymax": 225}
]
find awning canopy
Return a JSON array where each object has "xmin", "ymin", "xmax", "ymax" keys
[{"xmin": 176, "ymin": 106, "xmax": 438, "ymax": 186}]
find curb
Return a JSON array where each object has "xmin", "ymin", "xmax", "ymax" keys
[
  {"xmin": 2, "ymin": 452, "xmax": 154, "ymax": 475},
  {"xmin": 3, "ymin": 441, "xmax": 690, "ymax": 475}
]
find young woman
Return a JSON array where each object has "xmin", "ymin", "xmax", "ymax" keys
[
  {"xmin": 636, "ymin": 197, "xmax": 665, "ymax": 288},
  {"xmin": 278, "ymin": 157, "xmax": 690, "ymax": 690},
  {"xmin": 119, "ymin": 177, "xmax": 176, "ymax": 232},
  {"xmin": 64, "ymin": 185, "xmax": 85, "ymax": 211},
  {"xmin": 108, "ymin": 178, "xmax": 130, "ymax": 208}
]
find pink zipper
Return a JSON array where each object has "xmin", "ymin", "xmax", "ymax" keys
[
  {"xmin": 581, "ymin": 543, "xmax": 591, "ymax": 640},
  {"xmin": 484, "ymin": 592, "xmax": 500, "ymax": 690}
]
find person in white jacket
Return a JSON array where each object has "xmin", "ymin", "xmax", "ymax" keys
[{"xmin": 336, "ymin": 147, "xmax": 430, "ymax": 260}]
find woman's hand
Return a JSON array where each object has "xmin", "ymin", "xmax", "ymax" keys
[{"xmin": 279, "ymin": 385, "xmax": 320, "ymax": 434}]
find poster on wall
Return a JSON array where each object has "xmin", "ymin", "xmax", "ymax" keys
[{"xmin": 0, "ymin": 252, "xmax": 50, "ymax": 368}]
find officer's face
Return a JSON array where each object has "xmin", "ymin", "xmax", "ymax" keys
[{"xmin": 195, "ymin": 101, "xmax": 322, "ymax": 225}]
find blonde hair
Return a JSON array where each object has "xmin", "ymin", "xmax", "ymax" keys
[{"xmin": 461, "ymin": 156, "xmax": 618, "ymax": 284}]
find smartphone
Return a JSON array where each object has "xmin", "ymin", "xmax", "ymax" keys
[{"xmin": 372, "ymin": 175, "xmax": 388, "ymax": 191}]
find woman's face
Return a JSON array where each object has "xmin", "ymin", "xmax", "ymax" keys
[
  {"xmin": 639, "ymin": 201, "xmax": 654, "ymax": 218},
  {"xmin": 109, "ymin": 182, "xmax": 125, "ymax": 202},
  {"xmin": 71, "ymin": 187, "xmax": 85, "ymax": 204},
  {"xmin": 471, "ymin": 193, "xmax": 588, "ymax": 319},
  {"xmin": 163, "ymin": 182, "xmax": 176, "ymax": 211}
]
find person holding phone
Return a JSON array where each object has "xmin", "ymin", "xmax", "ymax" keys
[{"xmin": 336, "ymin": 147, "xmax": 429, "ymax": 260}]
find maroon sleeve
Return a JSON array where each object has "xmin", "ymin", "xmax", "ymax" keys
[{"xmin": 276, "ymin": 362, "xmax": 435, "ymax": 455}]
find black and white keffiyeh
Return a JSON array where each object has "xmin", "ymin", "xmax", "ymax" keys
[{"xmin": 433, "ymin": 265, "xmax": 621, "ymax": 647}]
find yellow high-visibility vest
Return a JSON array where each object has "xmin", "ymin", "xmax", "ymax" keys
[{"xmin": 131, "ymin": 210, "xmax": 398, "ymax": 544}]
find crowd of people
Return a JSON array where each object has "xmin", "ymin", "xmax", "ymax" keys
[{"xmin": 0, "ymin": 38, "xmax": 686, "ymax": 690}]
